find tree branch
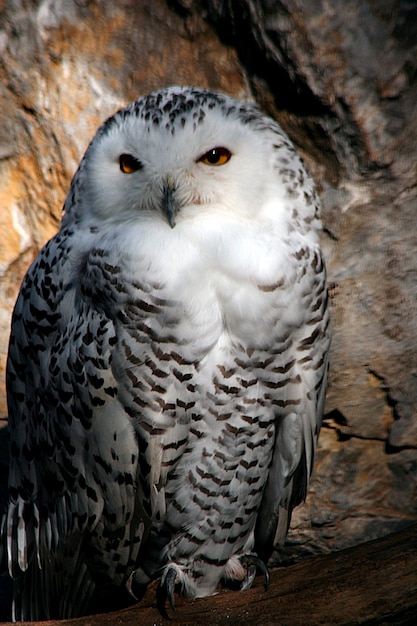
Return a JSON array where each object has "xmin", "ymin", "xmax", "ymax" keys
[{"xmin": 6, "ymin": 524, "xmax": 417, "ymax": 625}]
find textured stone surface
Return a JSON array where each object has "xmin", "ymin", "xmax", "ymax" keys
[{"xmin": 1, "ymin": 0, "xmax": 417, "ymax": 621}]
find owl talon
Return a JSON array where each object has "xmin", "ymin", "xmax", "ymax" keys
[
  {"xmin": 239, "ymin": 554, "xmax": 270, "ymax": 591},
  {"xmin": 157, "ymin": 566, "xmax": 177, "ymax": 614}
]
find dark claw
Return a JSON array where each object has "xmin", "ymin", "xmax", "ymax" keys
[
  {"xmin": 165, "ymin": 567, "xmax": 177, "ymax": 611},
  {"xmin": 239, "ymin": 554, "xmax": 270, "ymax": 591},
  {"xmin": 125, "ymin": 569, "xmax": 149, "ymax": 602},
  {"xmin": 157, "ymin": 566, "xmax": 177, "ymax": 617}
]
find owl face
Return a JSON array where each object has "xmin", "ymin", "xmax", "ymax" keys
[{"xmin": 80, "ymin": 87, "xmax": 278, "ymax": 228}]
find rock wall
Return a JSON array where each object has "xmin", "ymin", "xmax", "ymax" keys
[{"xmin": 1, "ymin": 0, "xmax": 417, "ymax": 615}]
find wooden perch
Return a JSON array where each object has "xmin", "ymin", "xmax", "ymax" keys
[{"xmin": 2, "ymin": 523, "xmax": 416, "ymax": 626}]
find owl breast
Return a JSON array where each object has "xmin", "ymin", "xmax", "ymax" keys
[{"xmin": 97, "ymin": 215, "xmax": 316, "ymax": 596}]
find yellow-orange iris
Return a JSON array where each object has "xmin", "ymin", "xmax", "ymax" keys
[
  {"xmin": 119, "ymin": 154, "xmax": 143, "ymax": 173},
  {"xmin": 198, "ymin": 147, "xmax": 232, "ymax": 166}
]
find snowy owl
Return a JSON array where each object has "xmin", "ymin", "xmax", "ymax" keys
[{"xmin": 2, "ymin": 86, "xmax": 330, "ymax": 620}]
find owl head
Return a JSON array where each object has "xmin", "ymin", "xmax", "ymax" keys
[{"xmin": 63, "ymin": 86, "xmax": 316, "ymax": 235}]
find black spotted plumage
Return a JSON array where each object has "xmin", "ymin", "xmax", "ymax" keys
[{"xmin": 1, "ymin": 86, "xmax": 330, "ymax": 620}]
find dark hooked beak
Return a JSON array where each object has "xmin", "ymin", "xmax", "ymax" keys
[{"xmin": 162, "ymin": 178, "xmax": 178, "ymax": 229}]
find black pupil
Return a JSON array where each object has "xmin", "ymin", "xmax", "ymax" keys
[
  {"xmin": 120, "ymin": 154, "xmax": 142, "ymax": 171},
  {"xmin": 206, "ymin": 149, "xmax": 221, "ymax": 163}
]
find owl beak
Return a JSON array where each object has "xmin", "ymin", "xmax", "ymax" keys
[{"xmin": 161, "ymin": 178, "xmax": 178, "ymax": 228}]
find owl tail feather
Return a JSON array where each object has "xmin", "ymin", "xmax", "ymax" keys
[{"xmin": 11, "ymin": 535, "xmax": 95, "ymax": 621}]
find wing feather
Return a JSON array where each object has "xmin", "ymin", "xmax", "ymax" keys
[
  {"xmin": 2, "ymin": 230, "xmax": 146, "ymax": 618},
  {"xmin": 255, "ymin": 247, "xmax": 330, "ymax": 561}
]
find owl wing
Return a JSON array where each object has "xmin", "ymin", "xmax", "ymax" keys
[
  {"xmin": 254, "ymin": 246, "xmax": 331, "ymax": 562},
  {"xmin": 3, "ymin": 230, "xmax": 149, "ymax": 619}
]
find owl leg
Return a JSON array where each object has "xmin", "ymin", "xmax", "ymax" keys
[
  {"xmin": 157, "ymin": 565, "xmax": 178, "ymax": 613},
  {"xmin": 239, "ymin": 554, "xmax": 270, "ymax": 591},
  {"xmin": 224, "ymin": 553, "xmax": 270, "ymax": 591}
]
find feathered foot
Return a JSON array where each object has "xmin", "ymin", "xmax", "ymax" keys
[
  {"xmin": 157, "ymin": 565, "xmax": 178, "ymax": 617},
  {"xmin": 224, "ymin": 553, "xmax": 270, "ymax": 592},
  {"xmin": 238, "ymin": 554, "xmax": 270, "ymax": 591}
]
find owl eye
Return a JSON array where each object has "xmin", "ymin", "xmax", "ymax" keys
[
  {"xmin": 119, "ymin": 153, "xmax": 143, "ymax": 174},
  {"xmin": 198, "ymin": 147, "xmax": 232, "ymax": 166}
]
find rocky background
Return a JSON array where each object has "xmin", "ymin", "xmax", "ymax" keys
[{"xmin": 1, "ymin": 0, "xmax": 417, "ymax": 620}]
